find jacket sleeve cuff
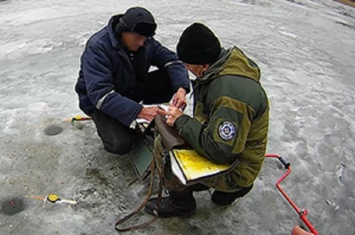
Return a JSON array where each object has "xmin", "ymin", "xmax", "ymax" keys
[
  {"xmin": 128, "ymin": 104, "xmax": 144, "ymax": 128},
  {"xmin": 174, "ymin": 115, "xmax": 191, "ymax": 133},
  {"xmin": 133, "ymin": 104, "xmax": 144, "ymax": 119}
]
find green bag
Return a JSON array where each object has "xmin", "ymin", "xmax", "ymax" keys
[{"xmin": 128, "ymin": 128, "xmax": 154, "ymax": 180}]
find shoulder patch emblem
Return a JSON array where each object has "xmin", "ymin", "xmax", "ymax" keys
[{"xmin": 218, "ymin": 121, "xmax": 236, "ymax": 141}]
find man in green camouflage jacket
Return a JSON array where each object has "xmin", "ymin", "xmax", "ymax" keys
[{"xmin": 145, "ymin": 23, "xmax": 269, "ymax": 217}]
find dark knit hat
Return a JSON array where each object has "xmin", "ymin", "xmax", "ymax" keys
[
  {"xmin": 177, "ymin": 23, "xmax": 221, "ymax": 64},
  {"xmin": 120, "ymin": 7, "xmax": 157, "ymax": 37}
]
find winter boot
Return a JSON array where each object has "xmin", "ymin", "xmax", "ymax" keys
[
  {"xmin": 145, "ymin": 188, "xmax": 196, "ymax": 217},
  {"xmin": 211, "ymin": 184, "xmax": 253, "ymax": 206}
]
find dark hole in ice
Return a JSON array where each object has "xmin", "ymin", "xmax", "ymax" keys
[
  {"xmin": 0, "ymin": 197, "xmax": 26, "ymax": 216},
  {"xmin": 44, "ymin": 124, "xmax": 63, "ymax": 136}
]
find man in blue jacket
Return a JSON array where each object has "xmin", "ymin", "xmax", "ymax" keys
[{"xmin": 75, "ymin": 7, "xmax": 190, "ymax": 154}]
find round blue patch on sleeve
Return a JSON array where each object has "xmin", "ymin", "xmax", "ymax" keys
[{"xmin": 218, "ymin": 121, "xmax": 236, "ymax": 141}]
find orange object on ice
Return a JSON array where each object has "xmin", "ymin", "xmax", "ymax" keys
[{"xmin": 292, "ymin": 226, "xmax": 314, "ymax": 235}]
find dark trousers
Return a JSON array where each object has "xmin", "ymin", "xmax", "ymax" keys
[{"xmin": 92, "ymin": 70, "xmax": 174, "ymax": 154}]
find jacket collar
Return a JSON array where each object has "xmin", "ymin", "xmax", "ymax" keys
[
  {"xmin": 199, "ymin": 47, "xmax": 260, "ymax": 83},
  {"xmin": 198, "ymin": 48, "xmax": 230, "ymax": 83}
]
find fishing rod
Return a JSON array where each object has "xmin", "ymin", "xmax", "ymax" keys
[{"xmin": 63, "ymin": 115, "xmax": 92, "ymax": 125}]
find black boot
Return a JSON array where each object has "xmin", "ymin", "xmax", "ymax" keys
[
  {"xmin": 145, "ymin": 189, "xmax": 196, "ymax": 217},
  {"xmin": 211, "ymin": 184, "xmax": 253, "ymax": 206}
]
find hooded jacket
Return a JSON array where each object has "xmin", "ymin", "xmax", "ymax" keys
[
  {"xmin": 174, "ymin": 47, "xmax": 269, "ymax": 187},
  {"xmin": 75, "ymin": 15, "xmax": 190, "ymax": 126}
]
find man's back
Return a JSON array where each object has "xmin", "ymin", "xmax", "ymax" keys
[{"xmin": 181, "ymin": 47, "xmax": 269, "ymax": 187}]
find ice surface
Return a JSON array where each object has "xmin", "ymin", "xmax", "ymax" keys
[{"xmin": 1, "ymin": 0, "xmax": 355, "ymax": 234}]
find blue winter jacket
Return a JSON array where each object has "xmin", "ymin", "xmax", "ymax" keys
[{"xmin": 75, "ymin": 15, "xmax": 190, "ymax": 126}]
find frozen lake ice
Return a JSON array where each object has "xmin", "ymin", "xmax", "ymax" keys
[{"xmin": 0, "ymin": 0, "xmax": 355, "ymax": 234}]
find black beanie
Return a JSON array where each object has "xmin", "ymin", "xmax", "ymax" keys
[
  {"xmin": 177, "ymin": 23, "xmax": 221, "ymax": 64},
  {"xmin": 120, "ymin": 7, "xmax": 157, "ymax": 37}
]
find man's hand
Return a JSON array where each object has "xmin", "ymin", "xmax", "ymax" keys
[
  {"xmin": 157, "ymin": 106, "xmax": 184, "ymax": 127},
  {"xmin": 137, "ymin": 106, "xmax": 160, "ymax": 122},
  {"xmin": 172, "ymin": 87, "xmax": 187, "ymax": 110}
]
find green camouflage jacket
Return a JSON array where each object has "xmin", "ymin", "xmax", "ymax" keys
[{"xmin": 174, "ymin": 47, "xmax": 269, "ymax": 187}]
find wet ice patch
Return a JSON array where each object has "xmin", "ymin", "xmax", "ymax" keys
[
  {"xmin": 44, "ymin": 124, "xmax": 63, "ymax": 136},
  {"xmin": 0, "ymin": 197, "xmax": 26, "ymax": 216},
  {"xmin": 284, "ymin": 0, "xmax": 305, "ymax": 6},
  {"xmin": 336, "ymin": 162, "xmax": 346, "ymax": 183}
]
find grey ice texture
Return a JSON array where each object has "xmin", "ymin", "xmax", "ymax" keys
[{"xmin": 0, "ymin": 0, "xmax": 355, "ymax": 234}]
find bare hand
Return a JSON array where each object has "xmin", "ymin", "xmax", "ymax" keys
[
  {"xmin": 172, "ymin": 87, "xmax": 187, "ymax": 111},
  {"xmin": 157, "ymin": 106, "xmax": 184, "ymax": 126},
  {"xmin": 137, "ymin": 106, "xmax": 160, "ymax": 122}
]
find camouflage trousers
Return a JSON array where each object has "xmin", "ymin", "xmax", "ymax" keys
[{"xmin": 154, "ymin": 135, "xmax": 243, "ymax": 192}]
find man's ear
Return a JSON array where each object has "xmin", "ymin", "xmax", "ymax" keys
[{"xmin": 202, "ymin": 64, "xmax": 210, "ymax": 71}]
